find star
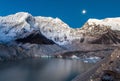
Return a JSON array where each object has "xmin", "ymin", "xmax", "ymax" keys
[{"xmin": 82, "ymin": 9, "xmax": 87, "ymax": 14}]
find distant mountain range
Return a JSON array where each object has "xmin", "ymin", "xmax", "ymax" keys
[{"xmin": 0, "ymin": 12, "xmax": 120, "ymax": 45}]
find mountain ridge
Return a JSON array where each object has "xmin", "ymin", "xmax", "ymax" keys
[{"xmin": 0, "ymin": 12, "xmax": 120, "ymax": 45}]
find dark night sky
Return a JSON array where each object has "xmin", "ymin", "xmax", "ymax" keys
[{"xmin": 0, "ymin": 0, "xmax": 119, "ymax": 28}]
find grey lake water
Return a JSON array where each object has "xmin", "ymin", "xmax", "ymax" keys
[{"xmin": 0, "ymin": 58, "xmax": 94, "ymax": 81}]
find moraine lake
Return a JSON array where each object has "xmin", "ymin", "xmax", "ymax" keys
[{"xmin": 0, "ymin": 58, "xmax": 94, "ymax": 81}]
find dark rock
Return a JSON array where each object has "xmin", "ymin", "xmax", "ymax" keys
[
  {"xmin": 16, "ymin": 32, "xmax": 55, "ymax": 44},
  {"xmin": 89, "ymin": 30, "xmax": 120, "ymax": 45},
  {"xmin": 101, "ymin": 70, "xmax": 116, "ymax": 81}
]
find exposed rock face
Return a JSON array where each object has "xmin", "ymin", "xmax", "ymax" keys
[
  {"xmin": 88, "ymin": 48, "xmax": 120, "ymax": 81},
  {"xmin": 56, "ymin": 44, "xmax": 116, "ymax": 60},
  {"xmin": 78, "ymin": 19, "xmax": 120, "ymax": 44},
  {"xmin": 16, "ymin": 31, "xmax": 55, "ymax": 44},
  {"xmin": 89, "ymin": 30, "xmax": 120, "ymax": 44},
  {"xmin": 0, "ymin": 44, "xmax": 27, "ymax": 61},
  {"xmin": 0, "ymin": 44, "xmax": 65, "ymax": 61}
]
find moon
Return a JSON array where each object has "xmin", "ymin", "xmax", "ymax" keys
[{"xmin": 82, "ymin": 9, "xmax": 87, "ymax": 14}]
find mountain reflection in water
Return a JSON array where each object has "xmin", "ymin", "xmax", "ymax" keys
[{"xmin": 0, "ymin": 58, "xmax": 94, "ymax": 81}]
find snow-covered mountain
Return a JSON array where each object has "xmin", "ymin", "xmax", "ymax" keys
[
  {"xmin": 35, "ymin": 16, "xmax": 73, "ymax": 45},
  {"xmin": 81, "ymin": 18, "xmax": 120, "ymax": 44},
  {"xmin": 0, "ymin": 12, "xmax": 120, "ymax": 45},
  {"xmin": 0, "ymin": 12, "xmax": 36, "ymax": 43},
  {"xmin": 0, "ymin": 12, "xmax": 73, "ymax": 45},
  {"xmin": 87, "ymin": 18, "xmax": 120, "ymax": 31}
]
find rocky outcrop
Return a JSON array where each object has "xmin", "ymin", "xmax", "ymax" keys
[
  {"xmin": 0, "ymin": 44, "xmax": 27, "ymax": 61},
  {"xmin": 15, "ymin": 31, "xmax": 55, "ymax": 44},
  {"xmin": 0, "ymin": 44, "xmax": 65, "ymax": 61},
  {"xmin": 56, "ymin": 43, "xmax": 116, "ymax": 60},
  {"xmin": 88, "ymin": 47, "xmax": 120, "ymax": 81},
  {"xmin": 89, "ymin": 30, "xmax": 120, "ymax": 44},
  {"xmin": 77, "ymin": 20, "xmax": 120, "ymax": 45}
]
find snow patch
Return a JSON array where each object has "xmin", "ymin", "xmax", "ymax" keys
[
  {"xmin": 83, "ymin": 56, "xmax": 101, "ymax": 63},
  {"xmin": 70, "ymin": 55, "xmax": 79, "ymax": 59},
  {"xmin": 88, "ymin": 17, "xmax": 120, "ymax": 31}
]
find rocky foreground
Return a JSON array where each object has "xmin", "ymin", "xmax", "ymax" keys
[
  {"xmin": 71, "ymin": 46, "xmax": 120, "ymax": 81},
  {"xmin": 87, "ymin": 47, "xmax": 120, "ymax": 81}
]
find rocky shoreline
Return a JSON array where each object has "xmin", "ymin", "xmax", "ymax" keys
[
  {"xmin": 71, "ymin": 46, "xmax": 120, "ymax": 81},
  {"xmin": 87, "ymin": 47, "xmax": 120, "ymax": 81}
]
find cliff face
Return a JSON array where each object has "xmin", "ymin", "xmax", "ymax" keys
[
  {"xmin": 79, "ymin": 18, "xmax": 120, "ymax": 44},
  {"xmin": 15, "ymin": 31, "xmax": 55, "ymax": 44}
]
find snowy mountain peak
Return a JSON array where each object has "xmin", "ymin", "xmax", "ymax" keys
[
  {"xmin": 0, "ymin": 12, "xmax": 32, "ymax": 22},
  {"xmin": 0, "ymin": 12, "xmax": 72, "ymax": 45},
  {"xmin": 35, "ymin": 16, "xmax": 72, "ymax": 45},
  {"xmin": 87, "ymin": 17, "xmax": 120, "ymax": 31},
  {"xmin": 14, "ymin": 12, "xmax": 32, "ymax": 22}
]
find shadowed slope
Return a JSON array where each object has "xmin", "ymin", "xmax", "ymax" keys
[{"xmin": 16, "ymin": 32, "xmax": 55, "ymax": 44}]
